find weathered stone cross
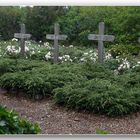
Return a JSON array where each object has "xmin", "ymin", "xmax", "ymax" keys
[
  {"xmin": 14, "ymin": 23, "xmax": 31, "ymax": 57},
  {"xmin": 46, "ymin": 23, "xmax": 67, "ymax": 63},
  {"xmin": 88, "ymin": 22, "xmax": 115, "ymax": 63}
]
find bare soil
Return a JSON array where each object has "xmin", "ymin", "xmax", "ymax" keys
[{"xmin": 0, "ymin": 89, "xmax": 140, "ymax": 135}]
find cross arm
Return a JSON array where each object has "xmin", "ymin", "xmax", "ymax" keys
[
  {"xmin": 88, "ymin": 34, "xmax": 115, "ymax": 42},
  {"xmin": 46, "ymin": 34, "xmax": 67, "ymax": 40},
  {"xmin": 14, "ymin": 33, "xmax": 31, "ymax": 39}
]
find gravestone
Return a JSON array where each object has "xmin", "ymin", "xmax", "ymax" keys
[
  {"xmin": 46, "ymin": 23, "xmax": 67, "ymax": 63},
  {"xmin": 88, "ymin": 22, "xmax": 115, "ymax": 63},
  {"xmin": 14, "ymin": 24, "xmax": 31, "ymax": 57}
]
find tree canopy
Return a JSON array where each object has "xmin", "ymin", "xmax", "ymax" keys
[{"xmin": 0, "ymin": 6, "xmax": 139, "ymax": 46}]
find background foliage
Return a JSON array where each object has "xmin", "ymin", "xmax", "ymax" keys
[
  {"xmin": 0, "ymin": 7, "xmax": 22, "ymax": 40},
  {"xmin": 58, "ymin": 7, "xmax": 140, "ymax": 46},
  {"xmin": 0, "ymin": 6, "xmax": 139, "ymax": 46}
]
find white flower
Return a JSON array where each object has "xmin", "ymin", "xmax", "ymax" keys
[
  {"xmin": 25, "ymin": 41, "xmax": 31, "ymax": 46},
  {"xmin": 6, "ymin": 45, "xmax": 18, "ymax": 54},
  {"xmin": 80, "ymin": 58, "xmax": 85, "ymax": 62},
  {"xmin": 18, "ymin": 47, "xmax": 21, "ymax": 52},
  {"xmin": 90, "ymin": 57, "xmax": 96, "ymax": 62},
  {"xmin": 105, "ymin": 53, "xmax": 112, "ymax": 60},
  {"xmin": 93, "ymin": 52, "xmax": 98, "ymax": 57},
  {"xmin": 117, "ymin": 58, "xmax": 130, "ymax": 71},
  {"xmin": 14, "ymin": 50, "xmax": 19, "ymax": 54},
  {"xmin": 59, "ymin": 55, "xmax": 73, "ymax": 63},
  {"xmin": 45, "ymin": 54, "xmax": 51, "ymax": 60},
  {"xmin": 31, "ymin": 51, "xmax": 35, "ymax": 55},
  {"xmin": 12, "ymin": 38, "xmax": 18, "ymax": 42},
  {"xmin": 137, "ymin": 61, "xmax": 140, "ymax": 64},
  {"xmin": 70, "ymin": 45, "xmax": 73, "ymax": 47},
  {"xmin": 25, "ymin": 46, "xmax": 29, "ymax": 52},
  {"xmin": 47, "ymin": 51, "xmax": 51, "ymax": 56},
  {"xmin": 6, "ymin": 45, "xmax": 11, "ymax": 51},
  {"xmin": 45, "ymin": 51, "xmax": 51, "ymax": 60},
  {"xmin": 59, "ymin": 56, "xmax": 63, "ymax": 60},
  {"xmin": 64, "ymin": 55, "xmax": 70, "ymax": 59},
  {"xmin": 89, "ymin": 50, "xmax": 93, "ymax": 53},
  {"xmin": 44, "ymin": 42, "xmax": 50, "ymax": 47},
  {"xmin": 11, "ymin": 46, "xmax": 16, "ymax": 50},
  {"xmin": 126, "ymin": 62, "xmax": 130, "ymax": 69},
  {"xmin": 83, "ymin": 52, "xmax": 88, "ymax": 56},
  {"xmin": 132, "ymin": 66, "xmax": 135, "ymax": 68}
]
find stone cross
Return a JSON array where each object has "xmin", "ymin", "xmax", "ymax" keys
[
  {"xmin": 14, "ymin": 24, "xmax": 31, "ymax": 57},
  {"xmin": 46, "ymin": 23, "xmax": 67, "ymax": 63},
  {"xmin": 88, "ymin": 22, "xmax": 115, "ymax": 63}
]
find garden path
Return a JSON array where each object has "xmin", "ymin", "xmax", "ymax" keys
[{"xmin": 0, "ymin": 89, "xmax": 140, "ymax": 134}]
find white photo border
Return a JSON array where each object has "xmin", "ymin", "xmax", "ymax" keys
[
  {"xmin": 0, "ymin": 1, "xmax": 139, "ymax": 140},
  {"xmin": 0, "ymin": 0, "xmax": 140, "ymax": 6}
]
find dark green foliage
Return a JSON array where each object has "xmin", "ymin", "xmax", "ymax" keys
[
  {"xmin": 0, "ymin": 71, "xmax": 50, "ymax": 98},
  {"xmin": 0, "ymin": 59, "xmax": 18, "ymax": 75},
  {"xmin": 0, "ymin": 105, "xmax": 41, "ymax": 134},
  {"xmin": 58, "ymin": 7, "xmax": 140, "ymax": 46},
  {"xmin": 0, "ymin": 59, "xmax": 87, "ymax": 98},
  {"xmin": 131, "ymin": 66, "xmax": 140, "ymax": 73},
  {"xmin": 0, "ymin": 6, "xmax": 67, "ymax": 41},
  {"xmin": 109, "ymin": 44, "xmax": 140, "ymax": 57},
  {"xmin": 104, "ymin": 59, "xmax": 120, "ymax": 71},
  {"xmin": 25, "ymin": 6, "xmax": 67, "ymax": 41},
  {"xmin": 81, "ymin": 62, "xmax": 114, "ymax": 79},
  {"xmin": 0, "ymin": 7, "xmax": 22, "ymax": 40},
  {"xmin": 53, "ymin": 77, "xmax": 140, "ymax": 116},
  {"xmin": 124, "ymin": 73, "xmax": 140, "ymax": 88},
  {"xmin": 53, "ymin": 62, "xmax": 140, "ymax": 116},
  {"xmin": 1, "ymin": 58, "xmax": 140, "ymax": 116},
  {"xmin": 0, "ymin": 58, "xmax": 47, "ymax": 75}
]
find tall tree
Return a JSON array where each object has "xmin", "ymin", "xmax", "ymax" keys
[
  {"xmin": 0, "ymin": 7, "xmax": 22, "ymax": 40},
  {"xmin": 25, "ymin": 6, "xmax": 67, "ymax": 41}
]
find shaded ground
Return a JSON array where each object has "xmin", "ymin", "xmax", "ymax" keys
[{"xmin": 0, "ymin": 89, "xmax": 140, "ymax": 135}]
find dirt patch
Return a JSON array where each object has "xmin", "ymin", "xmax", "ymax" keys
[{"xmin": 0, "ymin": 91, "xmax": 140, "ymax": 134}]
